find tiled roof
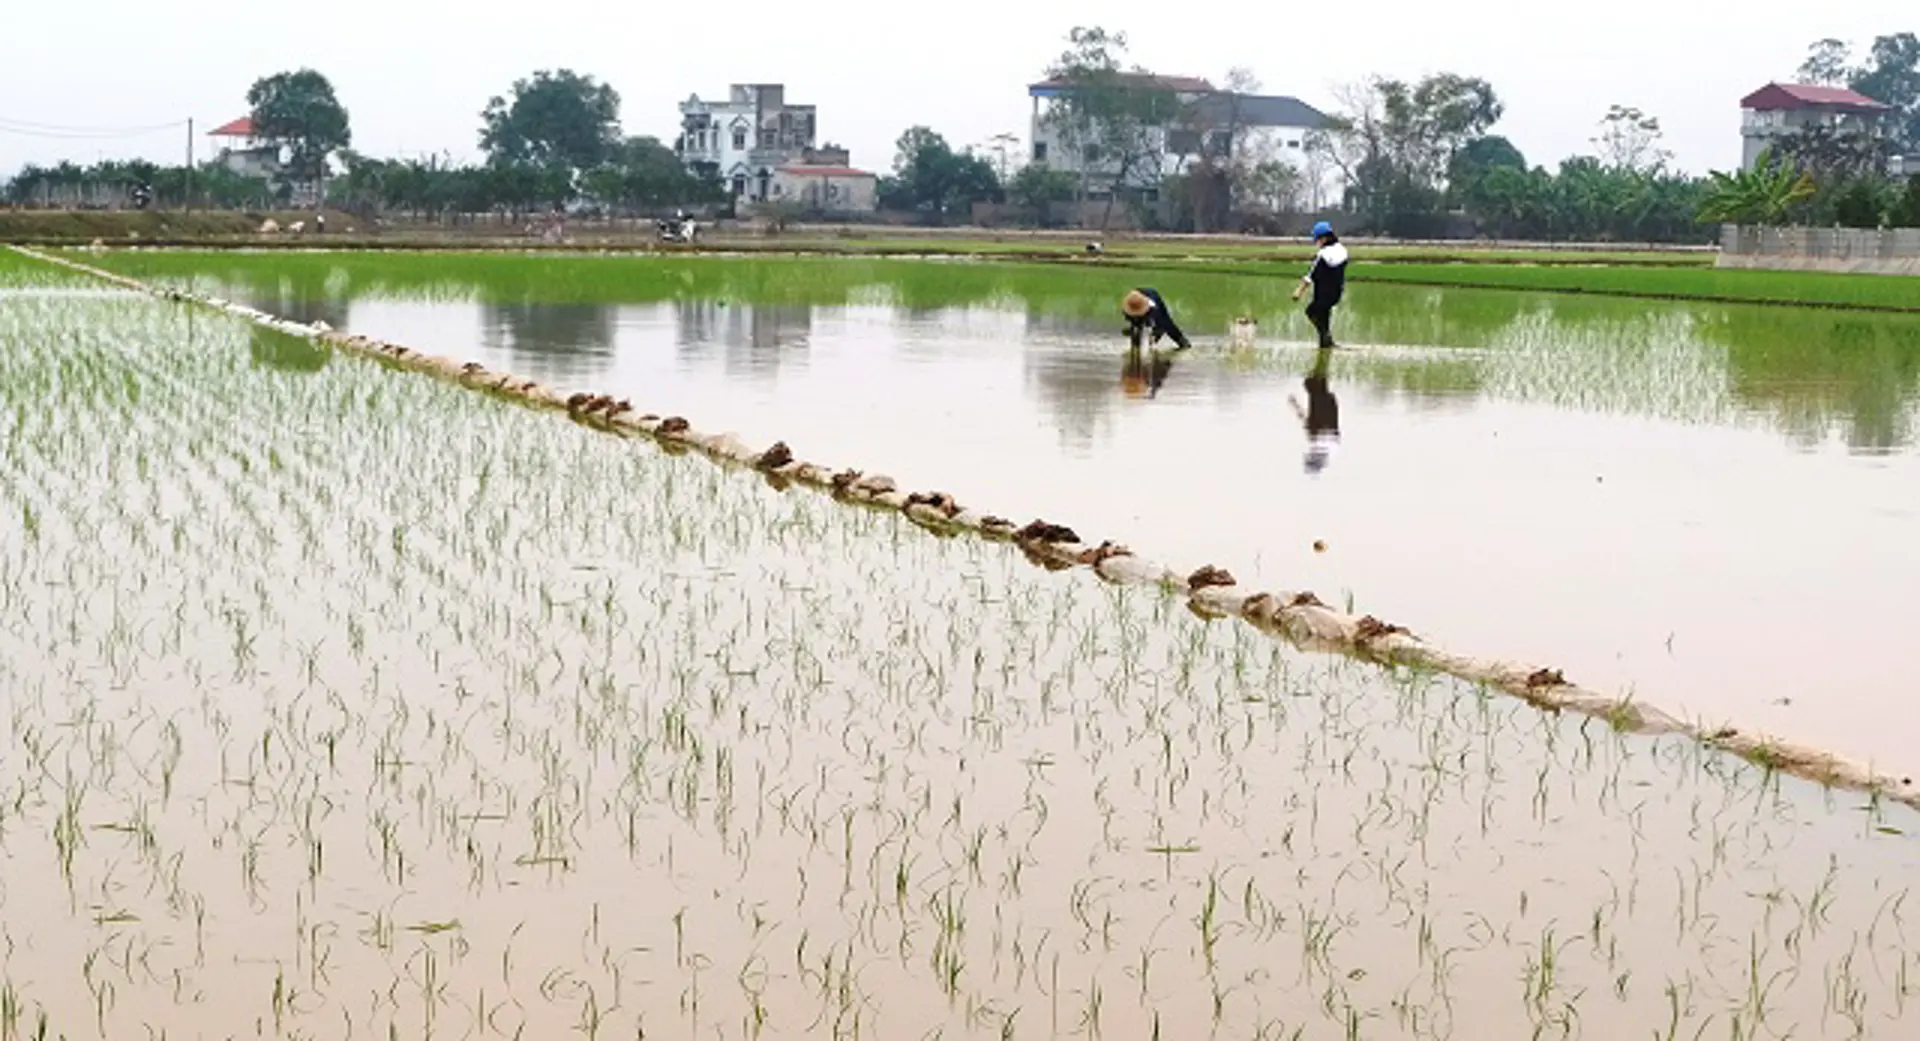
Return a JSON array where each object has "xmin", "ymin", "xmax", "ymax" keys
[
  {"xmin": 1741, "ymin": 83, "xmax": 1889, "ymax": 111},
  {"xmin": 1190, "ymin": 93, "xmax": 1330, "ymax": 129},
  {"xmin": 208, "ymin": 117, "xmax": 256, "ymax": 137},
  {"xmin": 1030, "ymin": 73, "xmax": 1216, "ymax": 96}
]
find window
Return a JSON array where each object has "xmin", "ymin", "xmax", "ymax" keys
[
  {"xmin": 760, "ymin": 129, "xmax": 775, "ymax": 147},
  {"xmin": 732, "ymin": 128, "xmax": 747, "ymax": 151},
  {"xmin": 1033, "ymin": 141, "xmax": 1049, "ymax": 162},
  {"xmin": 1084, "ymin": 143, "xmax": 1103, "ymax": 163},
  {"xmin": 732, "ymin": 175, "xmax": 747, "ymax": 197},
  {"xmin": 1206, "ymin": 131, "xmax": 1231, "ymax": 157},
  {"xmin": 1287, "ymin": 139, "xmax": 1301, "ymax": 149}
]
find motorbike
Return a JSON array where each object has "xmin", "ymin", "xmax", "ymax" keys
[{"xmin": 656, "ymin": 216, "xmax": 699, "ymax": 244}]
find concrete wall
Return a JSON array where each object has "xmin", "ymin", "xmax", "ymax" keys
[
  {"xmin": 767, "ymin": 169, "xmax": 877, "ymax": 212},
  {"xmin": 1718, "ymin": 224, "xmax": 1920, "ymax": 276}
]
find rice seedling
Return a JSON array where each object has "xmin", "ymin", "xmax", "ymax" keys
[{"xmin": 2, "ymin": 250, "xmax": 1920, "ymax": 1041}]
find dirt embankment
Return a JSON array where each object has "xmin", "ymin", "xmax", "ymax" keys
[
  {"xmin": 1, "ymin": 209, "xmax": 1719, "ymax": 261},
  {"xmin": 0, "ymin": 210, "xmax": 264, "ymax": 242}
]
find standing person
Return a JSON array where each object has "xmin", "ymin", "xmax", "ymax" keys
[
  {"xmin": 1292, "ymin": 221, "xmax": 1350, "ymax": 348},
  {"xmin": 1120, "ymin": 288, "xmax": 1192, "ymax": 350}
]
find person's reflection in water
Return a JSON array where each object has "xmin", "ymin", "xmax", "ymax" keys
[
  {"xmin": 1291, "ymin": 348, "xmax": 1340, "ymax": 474},
  {"xmin": 1121, "ymin": 345, "xmax": 1179, "ymax": 400}
]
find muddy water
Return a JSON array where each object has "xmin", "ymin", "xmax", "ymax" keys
[
  {"xmin": 108, "ymin": 253, "xmax": 1920, "ymax": 774},
  {"xmin": 8, "ymin": 256, "xmax": 1920, "ymax": 1040}
]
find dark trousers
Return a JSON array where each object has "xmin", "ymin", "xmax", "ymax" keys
[{"xmin": 1305, "ymin": 300, "xmax": 1337, "ymax": 348}]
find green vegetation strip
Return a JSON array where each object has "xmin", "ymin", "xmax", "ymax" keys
[
  {"xmin": 1352, "ymin": 260, "xmax": 1920, "ymax": 311},
  {"xmin": 20, "ymin": 241, "xmax": 1920, "ymax": 810},
  {"xmin": 1057, "ymin": 254, "xmax": 1920, "ymax": 312}
]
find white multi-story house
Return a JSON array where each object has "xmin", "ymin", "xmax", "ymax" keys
[
  {"xmin": 207, "ymin": 116, "xmax": 326, "ymax": 206},
  {"xmin": 1026, "ymin": 73, "xmax": 1330, "ymax": 195},
  {"xmin": 1739, "ymin": 83, "xmax": 1894, "ymax": 172},
  {"xmin": 208, "ymin": 117, "xmax": 283, "ymax": 181},
  {"xmin": 676, "ymin": 84, "xmax": 818, "ymax": 201}
]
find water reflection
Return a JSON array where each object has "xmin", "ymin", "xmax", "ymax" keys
[
  {"xmin": 113, "ymin": 253, "xmax": 1920, "ymax": 455},
  {"xmin": 1707, "ymin": 309, "xmax": 1920, "ymax": 453},
  {"xmin": 673, "ymin": 300, "xmax": 813, "ymax": 381},
  {"xmin": 479, "ymin": 302, "xmax": 617, "ymax": 378},
  {"xmin": 252, "ymin": 276, "xmax": 352, "ymax": 331},
  {"xmin": 1292, "ymin": 348, "xmax": 1341, "ymax": 474},
  {"xmin": 1120, "ymin": 345, "xmax": 1180, "ymax": 400}
]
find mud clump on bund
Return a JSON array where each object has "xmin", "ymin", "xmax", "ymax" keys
[{"xmin": 21, "ymin": 242, "xmax": 1918, "ymax": 815}]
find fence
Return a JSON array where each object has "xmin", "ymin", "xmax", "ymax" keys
[{"xmin": 1719, "ymin": 224, "xmax": 1920, "ymax": 276}]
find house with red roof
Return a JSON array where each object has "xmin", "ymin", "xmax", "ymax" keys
[
  {"xmin": 208, "ymin": 116, "xmax": 284, "ymax": 182},
  {"xmin": 1739, "ymin": 83, "xmax": 1892, "ymax": 172}
]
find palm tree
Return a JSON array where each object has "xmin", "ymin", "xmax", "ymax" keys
[{"xmin": 1697, "ymin": 149, "xmax": 1815, "ymax": 225}]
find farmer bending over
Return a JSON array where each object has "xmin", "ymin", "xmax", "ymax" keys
[
  {"xmin": 1292, "ymin": 222, "xmax": 1349, "ymax": 348},
  {"xmin": 1121, "ymin": 288, "xmax": 1192, "ymax": 350}
]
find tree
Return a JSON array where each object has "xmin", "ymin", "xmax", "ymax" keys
[
  {"xmin": 878, "ymin": 127, "xmax": 1001, "ymax": 222},
  {"xmin": 1798, "ymin": 39, "xmax": 1854, "ymax": 86},
  {"xmin": 582, "ymin": 136, "xmax": 724, "ymax": 212},
  {"xmin": 1234, "ymin": 160, "xmax": 1305, "ymax": 215},
  {"xmin": 1773, "ymin": 120, "xmax": 1894, "ymax": 182},
  {"xmin": 1593, "ymin": 105, "xmax": 1671, "ymax": 171},
  {"xmin": 1830, "ymin": 177, "xmax": 1894, "ymax": 227},
  {"xmin": 1006, "ymin": 164, "xmax": 1077, "ymax": 223},
  {"xmin": 982, "ymin": 132, "xmax": 1021, "ymax": 183},
  {"xmin": 1897, "ymin": 175, "xmax": 1920, "ymax": 226},
  {"xmin": 1698, "ymin": 150, "xmax": 1816, "ymax": 225},
  {"xmin": 1039, "ymin": 26, "xmax": 1189, "ymax": 231},
  {"xmin": 1850, "ymin": 33, "xmax": 1920, "ymax": 151},
  {"xmin": 246, "ymin": 69, "xmax": 352, "ymax": 186},
  {"xmin": 1311, "ymin": 73, "xmax": 1502, "ymax": 231},
  {"xmin": 1796, "ymin": 34, "xmax": 1920, "ymax": 152},
  {"xmin": 480, "ymin": 70, "xmax": 622, "ymax": 184},
  {"xmin": 1383, "ymin": 74, "xmax": 1504, "ymax": 184},
  {"xmin": 1447, "ymin": 135, "xmax": 1526, "ymax": 206}
]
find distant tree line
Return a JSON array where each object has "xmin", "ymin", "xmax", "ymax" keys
[
  {"xmin": 3, "ymin": 67, "xmax": 728, "ymax": 220},
  {"xmin": 9, "ymin": 31, "xmax": 1920, "ymax": 236}
]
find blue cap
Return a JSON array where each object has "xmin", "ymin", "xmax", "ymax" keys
[{"xmin": 1311, "ymin": 221, "xmax": 1333, "ymax": 238}]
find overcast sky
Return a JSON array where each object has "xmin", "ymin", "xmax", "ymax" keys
[{"xmin": 1, "ymin": 0, "xmax": 1911, "ymax": 180}]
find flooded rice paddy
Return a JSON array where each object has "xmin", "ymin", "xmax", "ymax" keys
[
  {"xmin": 5, "ymin": 247, "xmax": 1920, "ymax": 1040},
  {"xmin": 83, "ymin": 251, "xmax": 1920, "ymax": 773}
]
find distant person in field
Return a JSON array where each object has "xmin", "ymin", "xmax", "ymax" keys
[
  {"xmin": 1121, "ymin": 288, "xmax": 1192, "ymax": 350},
  {"xmin": 1293, "ymin": 221, "xmax": 1349, "ymax": 349},
  {"xmin": 1290, "ymin": 346, "xmax": 1340, "ymax": 474}
]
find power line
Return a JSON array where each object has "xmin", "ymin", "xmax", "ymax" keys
[
  {"xmin": 0, "ymin": 114, "xmax": 190, "ymax": 132},
  {"xmin": 0, "ymin": 116, "xmax": 190, "ymax": 140}
]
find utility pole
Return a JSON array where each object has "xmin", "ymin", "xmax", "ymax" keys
[{"xmin": 185, "ymin": 118, "xmax": 195, "ymax": 212}]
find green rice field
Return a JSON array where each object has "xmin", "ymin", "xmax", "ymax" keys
[
  {"xmin": 5, "ymin": 246, "xmax": 1920, "ymax": 1039},
  {"xmin": 1346, "ymin": 261, "xmax": 1920, "ymax": 311}
]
